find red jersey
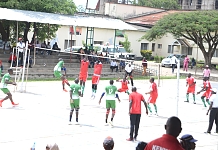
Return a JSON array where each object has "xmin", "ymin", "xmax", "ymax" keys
[
  {"xmin": 94, "ymin": 63, "xmax": 103, "ymax": 75},
  {"xmin": 186, "ymin": 77, "xmax": 195, "ymax": 88},
  {"xmin": 129, "ymin": 92, "xmax": 145, "ymax": 114},
  {"xmin": 80, "ymin": 60, "xmax": 89, "ymax": 76},
  {"xmin": 149, "ymin": 82, "xmax": 158, "ymax": 97},
  {"xmin": 121, "ymin": 80, "xmax": 128, "ymax": 89},
  {"xmin": 145, "ymin": 134, "xmax": 184, "ymax": 150},
  {"xmin": 204, "ymin": 80, "xmax": 212, "ymax": 92}
]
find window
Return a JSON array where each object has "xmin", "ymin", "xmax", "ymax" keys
[
  {"xmin": 94, "ymin": 41, "xmax": 103, "ymax": 45},
  {"xmin": 152, "ymin": 43, "xmax": 155, "ymax": 51},
  {"xmin": 181, "ymin": 46, "xmax": 192, "ymax": 55},
  {"xmin": 216, "ymin": 0, "xmax": 218, "ymax": 9},
  {"xmin": 188, "ymin": 47, "xmax": 192, "ymax": 55},
  {"xmin": 213, "ymin": 49, "xmax": 218, "ymax": 57},
  {"xmin": 141, "ymin": 43, "xmax": 149, "ymax": 50},
  {"xmin": 196, "ymin": 0, "xmax": 202, "ymax": 9},
  {"xmin": 158, "ymin": 44, "xmax": 162, "ymax": 49},
  {"xmin": 168, "ymin": 45, "xmax": 174, "ymax": 53},
  {"xmin": 64, "ymin": 40, "xmax": 75, "ymax": 49}
]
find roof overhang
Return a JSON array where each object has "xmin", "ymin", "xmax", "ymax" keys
[
  {"xmin": 0, "ymin": 8, "xmax": 137, "ymax": 31},
  {"xmin": 171, "ymin": 39, "xmax": 191, "ymax": 47}
]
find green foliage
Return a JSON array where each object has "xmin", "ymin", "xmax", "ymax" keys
[
  {"xmin": 140, "ymin": 50, "xmax": 152, "ymax": 60},
  {"xmin": 154, "ymin": 55, "xmax": 164, "ymax": 63},
  {"xmin": 141, "ymin": 11, "xmax": 218, "ymax": 66},
  {"xmin": 119, "ymin": 34, "xmax": 132, "ymax": 53},
  {"xmin": 0, "ymin": 0, "xmax": 76, "ymax": 43},
  {"xmin": 136, "ymin": 0, "xmax": 180, "ymax": 9}
]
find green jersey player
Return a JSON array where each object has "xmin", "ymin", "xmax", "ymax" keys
[
  {"xmin": 69, "ymin": 78, "xmax": 81, "ymax": 125},
  {"xmin": 99, "ymin": 80, "xmax": 120, "ymax": 126},
  {"xmin": 54, "ymin": 58, "xmax": 70, "ymax": 92},
  {"xmin": 0, "ymin": 69, "xmax": 19, "ymax": 107}
]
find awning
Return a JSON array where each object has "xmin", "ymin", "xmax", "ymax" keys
[
  {"xmin": 0, "ymin": 7, "xmax": 137, "ymax": 30},
  {"xmin": 177, "ymin": 39, "xmax": 192, "ymax": 47}
]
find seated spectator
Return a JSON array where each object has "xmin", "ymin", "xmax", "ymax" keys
[
  {"xmin": 26, "ymin": 55, "xmax": 33, "ymax": 68},
  {"xmin": 41, "ymin": 41, "xmax": 47, "ymax": 55},
  {"xmin": 8, "ymin": 52, "xmax": 17, "ymax": 67},
  {"xmin": 180, "ymin": 134, "xmax": 197, "ymax": 150},
  {"xmin": 46, "ymin": 143, "xmax": 59, "ymax": 150},
  {"xmin": 52, "ymin": 42, "xmax": 61, "ymax": 55},
  {"xmin": 46, "ymin": 42, "xmax": 52, "ymax": 55},
  {"xmin": 110, "ymin": 60, "xmax": 118, "ymax": 72},
  {"xmin": 145, "ymin": 116, "xmax": 184, "ymax": 150},
  {"xmin": 136, "ymin": 141, "xmax": 147, "ymax": 150},
  {"xmin": 35, "ymin": 41, "xmax": 41, "ymax": 55},
  {"xmin": 103, "ymin": 136, "xmax": 114, "ymax": 150},
  {"xmin": 119, "ymin": 60, "xmax": 125, "ymax": 72}
]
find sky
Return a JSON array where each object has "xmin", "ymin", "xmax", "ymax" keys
[{"xmin": 73, "ymin": 0, "xmax": 99, "ymax": 9}]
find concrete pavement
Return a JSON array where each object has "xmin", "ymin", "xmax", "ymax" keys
[{"xmin": 0, "ymin": 79, "xmax": 218, "ymax": 150}]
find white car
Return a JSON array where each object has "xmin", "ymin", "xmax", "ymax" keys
[{"xmin": 161, "ymin": 54, "xmax": 186, "ymax": 67}]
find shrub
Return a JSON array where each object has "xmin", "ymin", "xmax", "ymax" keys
[
  {"xmin": 154, "ymin": 55, "xmax": 159, "ymax": 63},
  {"xmin": 140, "ymin": 50, "xmax": 152, "ymax": 60}
]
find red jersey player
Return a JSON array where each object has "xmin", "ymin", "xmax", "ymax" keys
[
  {"xmin": 197, "ymin": 77, "xmax": 211, "ymax": 107},
  {"xmin": 145, "ymin": 77, "xmax": 158, "ymax": 115},
  {"xmin": 79, "ymin": 57, "xmax": 89, "ymax": 97},
  {"xmin": 91, "ymin": 60, "xmax": 103, "ymax": 99},
  {"xmin": 116, "ymin": 77, "xmax": 130, "ymax": 95},
  {"xmin": 185, "ymin": 73, "xmax": 196, "ymax": 104}
]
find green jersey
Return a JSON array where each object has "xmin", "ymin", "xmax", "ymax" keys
[
  {"xmin": 54, "ymin": 60, "xmax": 64, "ymax": 72},
  {"xmin": 105, "ymin": 85, "xmax": 118, "ymax": 100},
  {"xmin": 1, "ymin": 73, "xmax": 11, "ymax": 88},
  {"xmin": 70, "ymin": 84, "xmax": 81, "ymax": 99}
]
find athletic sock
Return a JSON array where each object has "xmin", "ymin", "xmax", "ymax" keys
[
  {"xmin": 76, "ymin": 118, "xmax": 78, "ymax": 122},
  {"xmin": 193, "ymin": 94, "xmax": 196, "ymax": 101},
  {"xmin": 201, "ymin": 98, "xmax": 207, "ymax": 107},
  {"xmin": 94, "ymin": 90, "xmax": 97, "ymax": 93},
  {"xmin": 147, "ymin": 103, "xmax": 152, "ymax": 113},
  {"xmin": 153, "ymin": 104, "xmax": 157, "ymax": 113},
  {"xmin": 111, "ymin": 118, "xmax": 113, "ymax": 122},
  {"xmin": 206, "ymin": 100, "xmax": 211, "ymax": 105},
  {"xmin": 69, "ymin": 114, "xmax": 72, "ymax": 122},
  {"xmin": 186, "ymin": 94, "xmax": 189, "ymax": 102},
  {"xmin": 81, "ymin": 86, "xmax": 85, "ymax": 94},
  {"xmin": 105, "ymin": 119, "xmax": 107, "ymax": 123}
]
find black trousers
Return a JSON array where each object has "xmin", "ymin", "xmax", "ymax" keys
[
  {"xmin": 19, "ymin": 52, "xmax": 23, "ymax": 66},
  {"xmin": 172, "ymin": 64, "xmax": 176, "ymax": 73},
  {"xmin": 207, "ymin": 108, "xmax": 218, "ymax": 132},
  {"xmin": 125, "ymin": 71, "xmax": 134, "ymax": 86},
  {"xmin": 130, "ymin": 114, "xmax": 141, "ymax": 139}
]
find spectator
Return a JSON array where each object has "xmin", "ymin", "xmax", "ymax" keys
[
  {"xmin": 110, "ymin": 60, "xmax": 118, "ymax": 72},
  {"xmin": 119, "ymin": 60, "xmax": 125, "ymax": 72},
  {"xmin": 104, "ymin": 52, "xmax": 109, "ymax": 64},
  {"xmin": 127, "ymin": 87, "xmax": 148, "ymax": 141},
  {"xmin": 103, "ymin": 136, "xmax": 114, "ymax": 150},
  {"xmin": 35, "ymin": 41, "xmax": 41, "ymax": 55},
  {"xmin": 16, "ymin": 37, "xmax": 25, "ymax": 67},
  {"xmin": 142, "ymin": 57, "xmax": 147, "ymax": 76},
  {"xmin": 8, "ymin": 52, "xmax": 17, "ymax": 67},
  {"xmin": 191, "ymin": 58, "xmax": 196, "ymax": 69},
  {"xmin": 99, "ymin": 52, "xmax": 104, "ymax": 63},
  {"xmin": 136, "ymin": 141, "xmax": 147, "ymax": 150},
  {"xmin": 41, "ymin": 41, "xmax": 47, "ymax": 55},
  {"xmin": 180, "ymin": 134, "xmax": 197, "ymax": 150},
  {"xmin": 171, "ymin": 54, "xmax": 177, "ymax": 73},
  {"xmin": 26, "ymin": 55, "xmax": 33, "ymax": 68},
  {"xmin": 145, "ymin": 116, "xmax": 184, "ymax": 150},
  {"xmin": 52, "ymin": 42, "xmax": 61, "ymax": 55},
  {"xmin": 183, "ymin": 55, "xmax": 190, "ymax": 72},
  {"xmin": 125, "ymin": 62, "xmax": 134, "ymax": 86},
  {"xmin": 205, "ymin": 88, "xmax": 218, "ymax": 134},
  {"xmin": 46, "ymin": 42, "xmax": 52, "ymax": 55},
  {"xmin": 203, "ymin": 65, "xmax": 210, "ymax": 80}
]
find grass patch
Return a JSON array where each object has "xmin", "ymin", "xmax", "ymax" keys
[{"xmin": 25, "ymin": 75, "xmax": 185, "ymax": 82}]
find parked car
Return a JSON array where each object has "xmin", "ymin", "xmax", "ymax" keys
[{"xmin": 161, "ymin": 54, "xmax": 186, "ymax": 67}]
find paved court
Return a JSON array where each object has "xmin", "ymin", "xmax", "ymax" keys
[{"xmin": 0, "ymin": 79, "xmax": 218, "ymax": 150}]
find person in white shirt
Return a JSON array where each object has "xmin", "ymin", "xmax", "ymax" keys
[
  {"xmin": 16, "ymin": 38, "xmax": 26, "ymax": 67},
  {"xmin": 205, "ymin": 88, "xmax": 218, "ymax": 134},
  {"xmin": 110, "ymin": 60, "xmax": 118, "ymax": 72},
  {"xmin": 125, "ymin": 62, "xmax": 134, "ymax": 86},
  {"xmin": 171, "ymin": 54, "xmax": 177, "ymax": 73}
]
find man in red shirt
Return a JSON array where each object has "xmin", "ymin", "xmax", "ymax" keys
[
  {"xmin": 145, "ymin": 116, "xmax": 184, "ymax": 150},
  {"xmin": 127, "ymin": 87, "xmax": 148, "ymax": 141},
  {"xmin": 91, "ymin": 60, "xmax": 103, "ymax": 99},
  {"xmin": 79, "ymin": 57, "xmax": 89, "ymax": 97},
  {"xmin": 185, "ymin": 73, "xmax": 196, "ymax": 104},
  {"xmin": 145, "ymin": 78, "xmax": 158, "ymax": 115},
  {"xmin": 116, "ymin": 77, "xmax": 130, "ymax": 95},
  {"xmin": 197, "ymin": 77, "xmax": 212, "ymax": 107}
]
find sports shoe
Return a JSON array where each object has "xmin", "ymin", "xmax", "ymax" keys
[
  {"xmin": 12, "ymin": 102, "xmax": 19, "ymax": 106},
  {"xmin": 134, "ymin": 138, "xmax": 137, "ymax": 141},
  {"xmin": 204, "ymin": 131, "xmax": 211, "ymax": 134},
  {"xmin": 126, "ymin": 138, "xmax": 133, "ymax": 141},
  {"xmin": 63, "ymin": 89, "xmax": 68, "ymax": 92},
  {"xmin": 105, "ymin": 123, "xmax": 109, "ymax": 126},
  {"xmin": 155, "ymin": 113, "xmax": 158, "ymax": 116},
  {"xmin": 109, "ymin": 121, "xmax": 113, "ymax": 126},
  {"xmin": 69, "ymin": 121, "xmax": 72, "ymax": 125},
  {"xmin": 75, "ymin": 121, "xmax": 80, "ymax": 125},
  {"xmin": 193, "ymin": 102, "xmax": 196, "ymax": 104},
  {"xmin": 184, "ymin": 101, "xmax": 189, "ymax": 103}
]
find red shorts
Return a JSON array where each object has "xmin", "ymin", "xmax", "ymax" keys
[
  {"xmin": 148, "ymin": 95, "xmax": 158, "ymax": 104},
  {"xmin": 92, "ymin": 76, "xmax": 100, "ymax": 84},
  {"xmin": 202, "ymin": 91, "xmax": 212, "ymax": 99},
  {"xmin": 79, "ymin": 75, "xmax": 87, "ymax": 82},
  {"xmin": 118, "ymin": 88, "xmax": 128, "ymax": 92},
  {"xmin": 187, "ymin": 87, "xmax": 195, "ymax": 94}
]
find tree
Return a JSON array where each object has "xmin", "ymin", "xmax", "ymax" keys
[
  {"xmin": 135, "ymin": 0, "xmax": 180, "ymax": 10},
  {"xmin": 0, "ymin": 0, "xmax": 76, "ymax": 44},
  {"xmin": 141, "ymin": 11, "xmax": 218, "ymax": 66},
  {"xmin": 119, "ymin": 34, "xmax": 132, "ymax": 53}
]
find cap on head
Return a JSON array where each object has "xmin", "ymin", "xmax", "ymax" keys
[
  {"xmin": 58, "ymin": 58, "xmax": 63, "ymax": 61},
  {"xmin": 74, "ymin": 78, "xmax": 79, "ymax": 84},
  {"xmin": 103, "ymin": 136, "xmax": 114, "ymax": 148},
  {"xmin": 180, "ymin": 134, "xmax": 197, "ymax": 143}
]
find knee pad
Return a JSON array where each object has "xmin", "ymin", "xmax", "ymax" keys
[
  {"xmin": 112, "ymin": 110, "xmax": 116, "ymax": 115},
  {"xmin": 106, "ymin": 109, "xmax": 110, "ymax": 114}
]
